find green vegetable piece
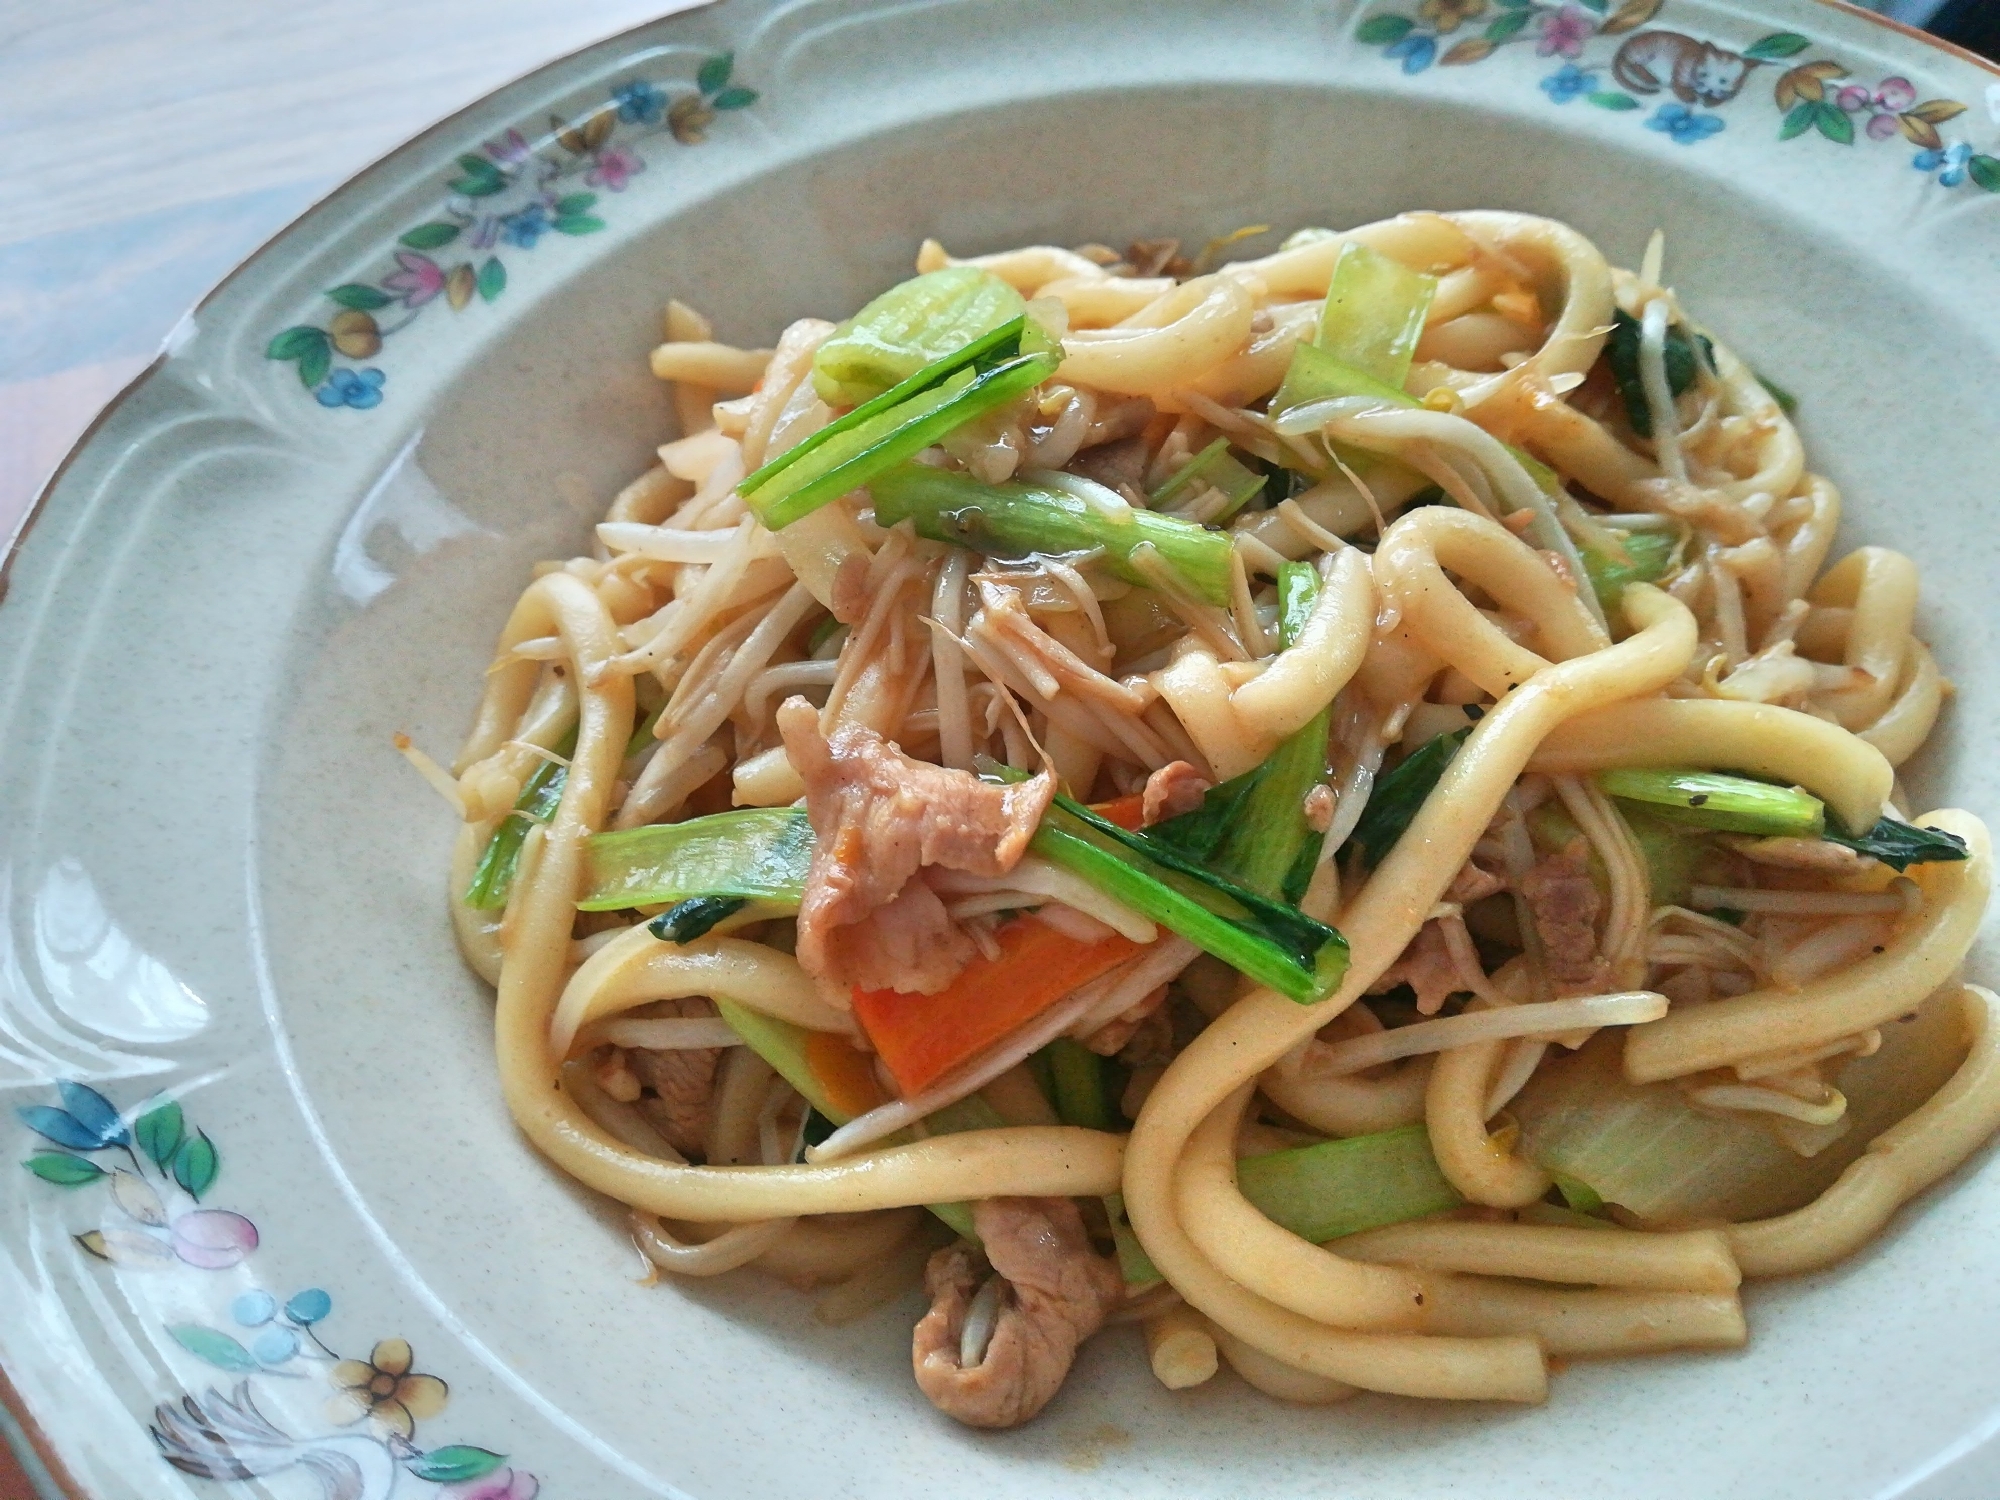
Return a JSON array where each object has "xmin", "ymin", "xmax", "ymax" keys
[
  {"xmin": 1030, "ymin": 797, "xmax": 1348, "ymax": 1003},
  {"xmin": 1597, "ymin": 767, "xmax": 1825, "ymax": 839},
  {"xmin": 746, "ymin": 347, "xmax": 1058, "ymax": 529},
  {"xmin": 1042, "ymin": 1039, "xmax": 1117, "ymax": 1132},
  {"xmin": 1276, "ymin": 561, "xmax": 1320, "ymax": 651},
  {"xmin": 713, "ymin": 1000, "xmax": 838, "ymax": 1119},
  {"xmin": 1624, "ymin": 807, "xmax": 1704, "ymax": 908},
  {"xmin": 1550, "ymin": 1170, "xmax": 1605, "ymax": 1215},
  {"xmin": 1344, "ymin": 729, "xmax": 1470, "ymax": 869},
  {"xmin": 1236, "ymin": 1124, "xmax": 1464, "ymax": 1244},
  {"xmin": 716, "ymin": 999, "xmax": 974, "ymax": 1237},
  {"xmin": 1271, "ymin": 341, "xmax": 1415, "ymax": 419},
  {"xmin": 1314, "ymin": 240, "xmax": 1437, "ymax": 387},
  {"xmin": 648, "ymin": 894, "xmax": 748, "ymax": 944},
  {"xmin": 1105, "ymin": 1191, "xmax": 1162, "ymax": 1287},
  {"xmin": 578, "ymin": 808, "xmax": 812, "ymax": 911},
  {"xmin": 812, "ymin": 266, "xmax": 1027, "ymax": 407},
  {"xmin": 1757, "ymin": 372, "xmax": 1800, "ymax": 416},
  {"xmin": 1825, "ymin": 817, "xmax": 1970, "ymax": 871},
  {"xmin": 464, "ymin": 734, "xmax": 575, "ymax": 910},
  {"xmin": 1580, "ymin": 529, "xmax": 1676, "ymax": 612},
  {"xmin": 1607, "ymin": 309, "xmax": 1716, "ymax": 440},
  {"xmin": 868, "ymin": 462, "xmax": 1234, "ymax": 607},
  {"xmin": 1149, "ymin": 437, "xmax": 1267, "ymax": 522}
]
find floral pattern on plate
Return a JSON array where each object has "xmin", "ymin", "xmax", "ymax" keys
[
  {"xmin": 18, "ymin": 1081, "xmax": 537, "ymax": 1497},
  {"xmin": 1356, "ymin": 0, "xmax": 2000, "ymax": 186},
  {"xmin": 264, "ymin": 51, "xmax": 758, "ymax": 411}
]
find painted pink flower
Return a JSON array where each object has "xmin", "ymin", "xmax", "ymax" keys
[
  {"xmin": 485, "ymin": 129, "xmax": 532, "ymax": 167},
  {"xmin": 443, "ymin": 1468, "xmax": 540, "ymax": 1500},
  {"xmin": 1535, "ymin": 5, "xmax": 1593, "ymax": 59},
  {"xmin": 381, "ymin": 251, "xmax": 446, "ymax": 308},
  {"xmin": 1867, "ymin": 112, "xmax": 1902, "ymax": 140},
  {"xmin": 1876, "ymin": 76, "xmax": 1917, "ymax": 111},
  {"xmin": 169, "ymin": 1209, "xmax": 258, "ymax": 1270},
  {"xmin": 1836, "ymin": 85, "xmax": 1871, "ymax": 112},
  {"xmin": 585, "ymin": 145, "xmax": 645, "ymax": 192}
]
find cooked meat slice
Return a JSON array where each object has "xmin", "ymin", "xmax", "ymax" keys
[
  {"xmin": 779, "ymin": 697, "xmax": 1055, "ymax": 994},
  {"xmin": 1068, "ymin": 434, "xmax": 1149, "ymax": 492},
  {"xmin": 629, "ymin": 998, "xmax": 722, "ymax": 1157},
  {"xmin": 827, "ymin": 876, "xmax": 976, "ymax": 997},
  {"xmin": 1521, "ymin": 837, "xmax": 1611, "ymax": 997},
  {"xmin": 1367, "ymin": 919, "xmax": 1464, "ymax": 1016},
  {"xmin": 911, "ymin": 1197, "xmax": 1124, "ymax": 1428},
  {"xmin": 1141, "ymin": 760, "xmax": 1212, "ymax": 826},
  {"xmin": 1079, "ymin": 982, "xmax": 1170, "ymax": 1058}
]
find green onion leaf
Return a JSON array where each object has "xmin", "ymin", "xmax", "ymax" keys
[
  {"xmin": 868, "ymin": 462, "xmax": 1234, "ymax": 607},
  {"xmin": 1149, "ymin": 437, "xmax": 1267, "ymax": 522},
  {"xmin": 579, "ymin": 808, "xmax": 811, "ymax": 911},
  {"xmin": 1825, "ymin": 817, "xmax": 1970, "ymax": 871},
  {"xmin": 648, "ymin": 894, "xmax": 748, "ymax": 944},
  {"xmin": 1756, "ymin": 372, "xmax": 1800, "ymax": 416},
  {"xmin": 1031, "ymin": 796, "xmax": 1348, "ymax": 1003},
  {"xmin": 1105, "ymin": 1191, "xmax": 1162, "ymax": 1286},
  {"xmin": 1607, "ymin": 309, "xmax": 1716, "ymax": 440},
  {"xmin": 813, "ymin": 266, "xmax": 1027, "ymax": 407},
  {"xmin": 464, "ymin": 733, "xmax": 576, "ymax": 910},
  {"xmin": 745, "ymin": 345, "xmax": 1058, "ymax": 529},
  {"xmin": 1344, "ymin": 729, "xmax": 1470, "ymax": 869},
  {"xmin": 1597, "ymin": 767, "xmax": 1825, "ymax": 839},
  {"xmin": 1580, "ymin": 529, "xmax": 1676, "ymax": 612},
  {"xmin": 1237, "ymin": 1123, "xmax": 1464, "ymax": 1244}
]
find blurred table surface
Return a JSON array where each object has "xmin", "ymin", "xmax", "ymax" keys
[
  {"xmin": 0, "ymin": 0, "xmax": 700, "ymax": 569},
  {"xmin": 0, "ymin": 8, "xmax": 703, "ymax": 1492}
]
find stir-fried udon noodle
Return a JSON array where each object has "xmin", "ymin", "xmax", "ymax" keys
[{"xmin": 418, "ymin": 210, "xmax": 2000, "ymax": 1425}]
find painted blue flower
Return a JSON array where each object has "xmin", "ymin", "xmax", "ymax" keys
[
  {"xmin": 500, "ymin": 202, "xmax": 549, "ymax": 249},
  {"xmin": 1646, "ymin": 103, "xmax": 1726, "ymax": 146},
  {"xmin": 251, "ymin": 1326, "xmax": 299, "ymax": 1365},
  {"xmin": 316, "ymin": 368, "xmax": 385, "ymax": 410},
  {"xmin": 231, "ymin": 1290, "xmax": 277, "ymax": 1326},
  {"xmin": 614, "ymin": 79, "xmax": 667, "ymax": 124},
  {"xmin": 1385, "ymin": 33, "xmax": 1437, "ymax": 74},
  {"xmin": 1540, "ymin": 64, "xmax": 1596, "ymax": 104},
  {"xmin": 1913, "ymin": 141, "xmax": 1973, "ymax": 186}
]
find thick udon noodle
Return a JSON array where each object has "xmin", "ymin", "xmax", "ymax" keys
[{"xmin": 439, "ymin": 210, "xmax": 2000, "ymax": 1411}]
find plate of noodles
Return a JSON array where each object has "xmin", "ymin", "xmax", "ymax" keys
[{"xmin": 5, "ymin": 0, "xmax": 2000, "ymax": 1495}]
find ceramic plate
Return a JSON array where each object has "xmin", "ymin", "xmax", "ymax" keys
[{"xmin": 5, "ymin": 1, "xmax": 2000, "ymax": 1495}]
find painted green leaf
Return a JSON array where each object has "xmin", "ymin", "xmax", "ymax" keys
[
  {"xmin": 553, "ymin": 193, "xmax": 597, "ymax": 217},
  {"xmin": 1588, "ymin": 91, "xmax": 1641, "ymax": 110},
  {"xmin": 1576, "ymin": 0, "xmax": 1607, "ymax": 12},
  {"xmin": 134, "ymin": 1101, "xmax": 184, "ymax": 1172},
  {"xmin": 24, "ymin": 1153, "xmax": 103, "ymax": 1187},
  {"xmin": 1485, "ymin": 10, "xmax": 1531, "ymax": 41},
  {"xmin": 1745, "ymin": 32, "xmax": 1811, "ymax": 61},
  {"xmin": 298, "ymin": 339, "xmax": 331, "ymax": 390},
  {"xmin": 169, "ymin": 1324, "xmax": 260, "ymax": 1374},
  {"xmin": 1356, "ymin": 14, "xmax": 1415, "ymax": 45},
  {"xmin": 326, "ymin": 284, "xmax": 392, "ymax": 311},
  {"xmin": 1968, "ymin": 155, "xmax": 2000, "ymax": 193},
  {"xmin": 173, "ymin": 1131, "xmax": 218, "ymax": 1200},
  {"xmin": 1779, "ymin": 102, "xmax": 1817, "ymax": 140},
  {"xmin": 697, "ymin": 52, "xmax": 733, "ymax": 95},
  {"xmin": 553, "ymin": 216, "xmax": 606, "ymax": 236},
  {"xmin": 404, "ymin": 1447, "xmax": 507, "ymax": 1483},
  {"xmin": 449, "ymin": 155, "xmax": 507, "ymax": 198},
  {"xmin": 477, "ymin": 257, "xmax": 507, "ymax": 303},
  {"xmin": 1495, "ymin": 0, "xmax": 1532, "ymax": 9},
  {"xmin": 400, "ymin": 222, "xmax": 462, "ymax": 250},
  {"xmin": 1815, "ymin": 100, "xmax": 1855, "ymax": 145},
  {"xmin": 265, "ymin": 326, "xmax": 324, "ymax": 362},
  {"xmin": 711, "ymin": 86, "xmax": 758, "ymax": 110}
]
